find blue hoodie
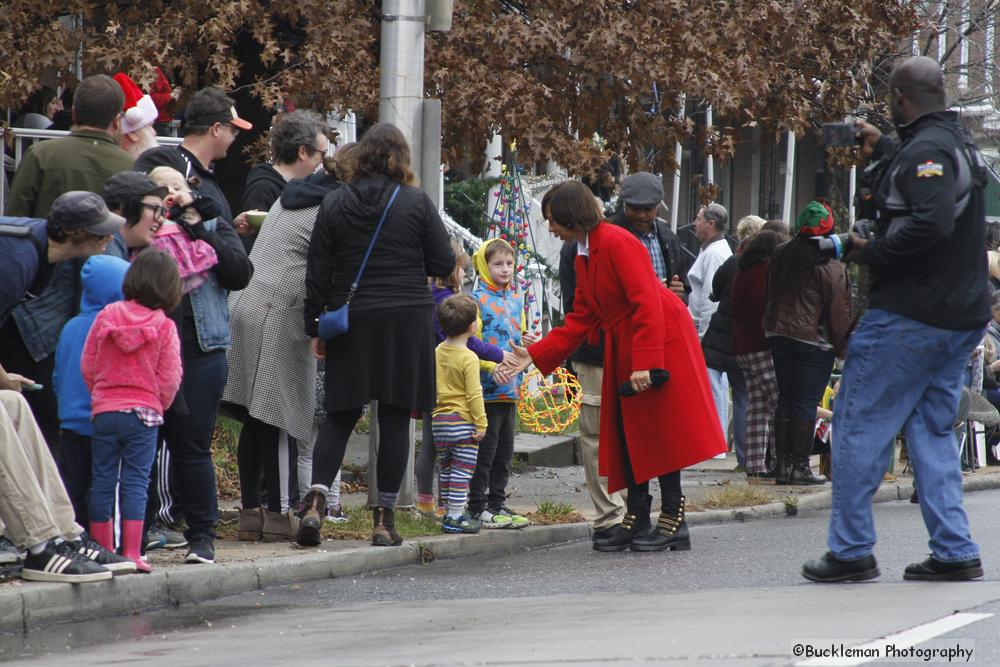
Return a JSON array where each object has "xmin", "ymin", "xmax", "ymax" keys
[{"xmin": 52, "ymin": 255, "xmax": 130, "ymax": 436}]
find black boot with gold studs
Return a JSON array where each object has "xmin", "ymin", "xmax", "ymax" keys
[{"xmin": 630, "ymin": 492, "xmax": 690, "ymax": 552}]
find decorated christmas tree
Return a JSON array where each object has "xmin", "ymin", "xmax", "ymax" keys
[{"xmin": 483, "ymin": 140, "xmax": 545, "ymax": 334}]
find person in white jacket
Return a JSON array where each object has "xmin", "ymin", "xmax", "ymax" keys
[{"xmin": 687, "ymin": 203, "xmax": 733, "ymax": 456}]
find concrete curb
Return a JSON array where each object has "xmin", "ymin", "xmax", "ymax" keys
[
  {"xmin": 685, "ymin": 470, "xmax": 1000, "ymax": 525},
  {"xmin": 5, "ymin": 472, "xmax": 999, "ymax": 634},
  {"xmin": 0, "ymin": 522, "xmax": 591, "ymax": 635}
]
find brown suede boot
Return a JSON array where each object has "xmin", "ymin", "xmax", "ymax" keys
[
  {"xmin": 371, "ymin": 507, "xmax": 403, "ymax": 547},
  {"xmin": 295, "ymin": 489, "xmax": 327, "ymax": 547},
  {"xmin": 262, "ymin": 510, "xmax": 294, "ymax": 542},
  {"xmin": 237, "ymin": 507, "xmax": 263, "ymax": 541}
]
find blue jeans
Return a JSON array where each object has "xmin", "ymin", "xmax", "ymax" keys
[
  {"xmin": 829, "ymin": 309, "xmax": 983, "ymax": 562},
  {"xmin": 727, "ymin": 365, "xmax": 749, "ymax": 467},
  {"xmin": 768, "ymin": 336, "xmax": 835, "ymax": 421},
  {"xmin": 90, "ymin": 412, "xmax": 158, "ymax": 522},
  {"xmin": 707, "ymin": 368, "xmax": 730, "ymax": 446}
]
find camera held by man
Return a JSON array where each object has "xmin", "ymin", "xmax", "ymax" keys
[{"xmin": 812, "ymin": 218, "xmax": 878, "ymax": 260}]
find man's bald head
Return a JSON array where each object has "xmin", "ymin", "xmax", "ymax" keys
[{"xmin": 889, "ymin": 56, "xmax": 946, "ymax": 124}]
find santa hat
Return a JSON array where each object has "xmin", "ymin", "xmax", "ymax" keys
[{"xmin": 113, "ymin": 72, "xmax": 158, "ymax": 134}]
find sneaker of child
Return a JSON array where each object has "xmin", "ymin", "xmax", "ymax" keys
[
  {"xmin": 147, "ymin": 166, "xmax": 219, "ymax": 293},
  {"xmin": 323, "ymin": 505, "xmax": 348, "ymax": 524},
  {"xmin": 496, "ymin": 505, "xmax": 530, "ymax": 529},
  {"xmin": 442, "ymin": 510, "xmax": 481, "ymax": 534},
  {"xmin": 475, "ymin": 508, "xmax": 513, "ymax": 529}
]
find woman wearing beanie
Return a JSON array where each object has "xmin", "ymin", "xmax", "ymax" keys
[{"xmin": 763, "ymin": 201, "xmax": 851, "ymax": 485}]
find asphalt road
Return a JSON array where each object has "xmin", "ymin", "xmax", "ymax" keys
[{"xmin": 6, "ymin": 490, "xmax": 1000, "ymax": 666}]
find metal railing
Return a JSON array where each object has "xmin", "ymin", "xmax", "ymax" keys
[{"xmin": 1, "ymin": 127, "xmax": 183, "ymax": 214}]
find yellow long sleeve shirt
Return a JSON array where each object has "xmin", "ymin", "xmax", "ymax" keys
[{"xmin": 433, "ymin": 342, "xmax": 488, "ymax": 432}]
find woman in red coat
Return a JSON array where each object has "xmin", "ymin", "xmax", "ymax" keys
[{"xmin": 503, "ymin": 181, "xmax": 726, "ymax": 552}]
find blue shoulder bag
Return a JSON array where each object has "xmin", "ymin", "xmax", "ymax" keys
[{"xmin": 317, "ymin": 184, "xmax": 401, "ymax": 340}]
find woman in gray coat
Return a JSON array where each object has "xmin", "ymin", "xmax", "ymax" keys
[{"xmin": 224, "ymin": 151, "xmax": 352, "ymax": 541}]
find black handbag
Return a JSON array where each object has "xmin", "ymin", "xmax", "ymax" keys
[{"xmin": 317, "ymin": 184, "xmax": 401, "ymax": 340}]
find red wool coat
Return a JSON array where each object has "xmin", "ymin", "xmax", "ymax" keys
[{"xmin": 529, "ymin": 222, "xmax": 726, "ymax": 493}]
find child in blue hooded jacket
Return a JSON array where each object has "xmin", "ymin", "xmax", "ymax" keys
[
  {"xmin": 53, "ymin": 254, "xmax": 131, "ymax": 526},
  {"xmin": 469, "ymin": 238, "xmax": 538, "ymax": 528}
]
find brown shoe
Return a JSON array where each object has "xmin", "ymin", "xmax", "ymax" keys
[
  {"xmin": 296, "ymin": 489, "xmax": 326, "ymax": 547},
  {"xmin": 261, "ymin": 510, "xmax": 294, "ymax": 542},
  {"xmin": 237, "ymin": 507, "xmax": 263, "ymax": 541},
  {"xmin": 371, "ymin": 506, "xmax": 403, "ymax": 547}
]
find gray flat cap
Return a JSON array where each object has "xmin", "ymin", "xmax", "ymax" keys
[{"xmin": 619, "ymin": 172, "xmax": 663, "ymax": 207}]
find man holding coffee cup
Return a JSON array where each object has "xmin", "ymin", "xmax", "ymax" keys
[{"xmin": 237, "ymin": 110, "xmax": 330, "ymax": 251}]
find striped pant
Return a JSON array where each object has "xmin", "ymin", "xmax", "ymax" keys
[
  {"xmin": 736, "ymin": 350, "xmax": 778, "ymax": 474},
  {"xmin": 431, "ymin": 414, "xmax": 480, "ymax": 517}
]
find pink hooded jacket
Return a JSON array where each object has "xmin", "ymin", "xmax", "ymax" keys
[{"xmin": 81, "ymin": 300, "xmax": 182, "ymax": 417}]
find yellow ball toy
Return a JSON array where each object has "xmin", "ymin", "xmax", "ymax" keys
[{"xmin": 517, "ymin": 367, "xmax": 582, "ymax": 434}]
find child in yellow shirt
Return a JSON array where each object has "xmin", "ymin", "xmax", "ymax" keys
[{"xmin": 433, "ymin": 294, "xmax": 488, "ymax": 533}]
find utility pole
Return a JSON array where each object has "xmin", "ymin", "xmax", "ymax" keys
[
  {"xmin": 379, "ymin": 0, "xmax": 427, "ymax": 175},
  {"xmin": 369, "ymin": 0, "xmax": 452, "ymax": 508}
]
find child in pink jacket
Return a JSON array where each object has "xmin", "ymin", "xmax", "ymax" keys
[{"xmin": 82, "ymin": 249, "xmax": 183, "ymax": 573}]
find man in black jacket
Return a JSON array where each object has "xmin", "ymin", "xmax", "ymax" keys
[
  {"xmin": 609, "ymin": 172, "xmax": 690, "ymax": 299},
  {"xmin": 134, "ymin": 87, "xmax": 251, "ymax": 231},
  {"xmin": 239, "ymin": 109, "xmax": 329, "ymax": 252},
  {"xmin": 803, "ymin": 56, "xmax": 991, "ymax": 583}
]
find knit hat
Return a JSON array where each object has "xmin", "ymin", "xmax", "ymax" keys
[
  {"xmin": 795, "ymin": 200, "xmax": 835, "ymax": 237},
  {"xmin": 113, "ymin": 73, "xmax": 158, "ymax": 134}
]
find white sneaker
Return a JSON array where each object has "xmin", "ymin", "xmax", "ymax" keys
[
  {"xmin": 713, "ymin": 453, "xmax": 727, "ymax": 460},
  {"xmin": 323, "ymin": 505, "xmax": 348, "ymax": 524}
]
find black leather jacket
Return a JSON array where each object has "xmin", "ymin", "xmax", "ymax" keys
[{"xmin": 861, "ymin": 110, "xmax": 991, "ymax": 331}]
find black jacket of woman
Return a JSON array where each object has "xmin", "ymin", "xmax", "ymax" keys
[{"xmin": 305, "ymin": 176, "xmax": 454, "ymax": 335}]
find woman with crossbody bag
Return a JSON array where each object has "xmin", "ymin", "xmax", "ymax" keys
[{"xmin": 301, "ymin": 123, "xmax": 454, "ymax": 547}]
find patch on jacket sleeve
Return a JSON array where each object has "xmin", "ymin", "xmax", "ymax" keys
[{"xmin": 916, "ymin": 161, "xmax": 944, "ymax": 178}]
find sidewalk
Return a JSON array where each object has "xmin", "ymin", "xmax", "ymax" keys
[{"xmin": 3, "ymin": 430, "xmax": 999, "ymax": 634}]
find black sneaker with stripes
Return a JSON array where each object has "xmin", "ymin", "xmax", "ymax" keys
[
  {"xmin": 73, "ymin": 534, "xmax": 137, "ymax": 574},
  {"xmin": 21, "ymin": 541, "xmax": 112, "ymax": 584}
]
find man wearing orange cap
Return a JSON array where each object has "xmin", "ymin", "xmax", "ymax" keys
[
  {"xmin": 132, "ymin": 86, "xmax": 252, "ymax": 566},
  {"xmin": 113, "ymin": 73, "xmax": 160, "ymax": 159},
  {"xmin": 135, "ymin": 86, "xmax": 251, "ymax": 228}
]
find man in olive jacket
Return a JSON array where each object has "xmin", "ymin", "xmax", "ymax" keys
[
  {"xmin": 3, "ymin": 75, "xmax": 134, "ymax": 448},
  {"xmin": 6, "ymin": 75, "xmax": 133, "ymax": 218}
]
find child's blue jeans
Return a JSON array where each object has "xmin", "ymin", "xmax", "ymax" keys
[{"xmin": 90, "ymin": 411, "xmax": 158, "ymax": 522}]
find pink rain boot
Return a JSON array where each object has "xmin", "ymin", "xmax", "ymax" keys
[
  {"xmin": 122, "ymin": 520, "xmax": 151, "ymax": 573},
  {"xmin": 89, "ymin": 520, "xmax": 115, "ymax": 551}
]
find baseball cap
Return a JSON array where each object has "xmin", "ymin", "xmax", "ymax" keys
[
  {"xmin": 102, "ymin": 171, "xmax": 168, "ymax": 210},
  {"xmin": 49, "ymin": 191, "xmax": 126, "ymax": 236},
  {"xmin": 620, "ymin": 172, "xmax": 664, "ymax": 208},
  {"xmin": 184, "ymin": 87, "xmax": 252, "ymax": 130},
  {"xmin": 189, "ymin": 106, "xmax": 252, "ymax": 130}
]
